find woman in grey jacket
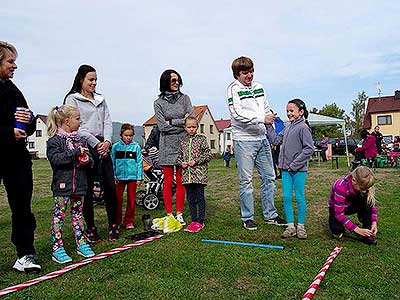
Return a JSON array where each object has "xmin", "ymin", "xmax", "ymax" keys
[
  {"xmin": 267, "ymin": 99, "xmax": 314, "ymax": 240},
  {"xmin": 64, "ymin": 65, "xmax": 119, "ymax": 242},
  {"xmin": 154, "ymin": 69, "xmax": 194, "ymax": 224}
]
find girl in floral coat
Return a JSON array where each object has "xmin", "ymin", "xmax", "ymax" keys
[{"xmin": 176, "ymin": 116, "xmax": 213, "ymax": 232}]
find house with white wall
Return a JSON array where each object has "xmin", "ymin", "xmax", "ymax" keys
[
  {"xmin": 215, "ymin": 119, "xmax": 232, "ymax": 154},
  {"xmin": 26, "ymin": 115, "xmax": 49, "ymax": 158}
]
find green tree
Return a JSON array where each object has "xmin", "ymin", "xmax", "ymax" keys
[
  {"xmin": 319, "ymin": 103, "xmax": 345, "ymax": 118},
  {"xmin": 350, "ymin": 91, "xmax": 368, "ymax": 138},
  {"xmin": 312, "ymin": 103, "xmax": 346, "ymax": 139}
]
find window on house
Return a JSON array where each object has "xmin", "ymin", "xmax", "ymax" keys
[
  {"xmin": 210, "ymin": 140, "xmax": 216, "ymax": 149},
  {"xmin": 200, "ymin": 124, "xmax": 204, "ymax": 133},
  {"xmin": 377, "ymin": 115, "xmax": 392, "ymax": 125},
  {"xmin": 36, "ymin": 130, "xmax": 42, "ymax": 137},
  {"xmin": 210, "ymin": 125, "xmax": 214, "ymax": 134},
  {"xmin": 227, "ymin": 133, "xmax": 231, "ymax": 140},
  {"xmin": 28, "ymin": 141, "xmax": 35, "ymax": 149}
]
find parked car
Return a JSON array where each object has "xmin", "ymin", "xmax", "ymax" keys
[{"xmin": 314, "ymin": 137, "xmax": 360, "ymax": 155}]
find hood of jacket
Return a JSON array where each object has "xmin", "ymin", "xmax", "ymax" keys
[{"xmin": 68, "ymin": 92, "xmax": 105, "ymax": 105}]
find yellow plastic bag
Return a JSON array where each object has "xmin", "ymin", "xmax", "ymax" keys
[{"xmin": 151, "ymin": 215, "xmax": 182, "ymax": 233}]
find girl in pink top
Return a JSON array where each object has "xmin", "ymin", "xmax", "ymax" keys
[{"xmin": 328, "ymin": 166, "xmax": 378, "ymax": 245}]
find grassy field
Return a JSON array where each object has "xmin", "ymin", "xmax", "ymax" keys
[{"xmin": 0, "ymin": 158, "xmax": 399, "ymax": 300}]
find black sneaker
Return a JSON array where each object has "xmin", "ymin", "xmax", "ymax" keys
[
  {"xmin": 265, "ymin": 216, "xmax": 287, "ymax": 226},
  {"xmin": 361, "ymin": 237, "xmax": 377, "ymax": 246},
  {"xmin": 85, "ymin": 226, "xmax": 103, "ymax": 243},
  {"xmin": 243, "ymin": 220, "xmax": 258, "ymax": 230},
  {"xmin": 109, "ymin": 224, "xmax": 120, "ymax": 241}
]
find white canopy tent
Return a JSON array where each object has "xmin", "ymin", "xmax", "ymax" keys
[{"xmin": 283, "ymin": 113, "xmax": 350, "ymax": 166}]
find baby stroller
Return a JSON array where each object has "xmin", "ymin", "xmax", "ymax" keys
[{"xmin": 136, "ymin": 154, "xmax": 176, "ymax": 210}]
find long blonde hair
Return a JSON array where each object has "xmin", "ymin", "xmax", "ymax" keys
[
  {"xmin": 351, "ymin": 166, "xmax": 376, "ymax": 206},
  {"xmin": 47, "ymin": 105, "xmax": 78, "ymax": 137}
]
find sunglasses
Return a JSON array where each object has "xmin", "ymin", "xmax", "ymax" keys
[{"xmin": 170, "ymin": 78, "xmax": 180, "ymax": 84}]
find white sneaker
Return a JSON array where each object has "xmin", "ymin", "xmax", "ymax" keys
[
  {"xmin": 175, "ymin": 214, "xmax": 186, "ymax": 225},
  {"xmin": 13, "ymin": 255, "xmax": 41, "ymax": 273}
]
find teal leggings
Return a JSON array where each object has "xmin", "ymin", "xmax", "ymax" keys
[{"xmin": 281, "ymin": 171, "xmax": 307, "ymax": 224}]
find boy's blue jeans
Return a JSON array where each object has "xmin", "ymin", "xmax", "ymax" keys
[
  {"xmin": 234, "ymin": 139, "xmax": 278, "ymax": 222},
  {"xmin": 281, "ymin": 171, "xmax": 307, "ymax": 224}
]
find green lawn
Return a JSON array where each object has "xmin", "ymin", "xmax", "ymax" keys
[{"xmin": 0, "ymin": 158, "xmax": 399, "ymax": 300}]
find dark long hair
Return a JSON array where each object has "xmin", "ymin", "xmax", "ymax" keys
[
  {"xmin": 63, "ymin": 64, "xmax": 96, "ymax": 103},
  {"xmin": 360, "ymin": 129, "xmax": 369, "ymax": 140},
  {"xmin": 159, "ymin": 69, "xmax": 183, "ymax": 96},
  {"xmin": 288, "ymin": 98, "xmax": 310, "ymax": 127}
]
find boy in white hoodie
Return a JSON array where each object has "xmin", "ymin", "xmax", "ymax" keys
[{"xmin": 227, "ymin": 56, "xmax": 286, "ymax": 230}]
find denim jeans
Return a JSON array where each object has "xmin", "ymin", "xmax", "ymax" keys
[{"xmin": 234, "ymin": 139, "xmax": 278, "ymax": 221}]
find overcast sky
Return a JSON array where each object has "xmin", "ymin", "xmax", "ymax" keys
[{"xmin": 3, "ymin": 1, "xmax": 400, "ymax": 125}]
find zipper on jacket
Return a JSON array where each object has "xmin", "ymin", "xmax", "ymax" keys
[{"xmin": 188, "ymin": 136, "xmax": 193, "ymax": 182}]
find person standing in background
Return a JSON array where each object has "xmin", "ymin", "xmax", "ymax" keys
[
  {"xmin": 223, "ymin": 146, "xmax": 232, "ymax": 167},
  {"xmin": 0, "ymin": 41, "xmax": 41, "ymax": 273},
  {"xmin": 371, "ymin": 126, "xmax": 383, "ymax": 155},
  {"xmin": 320, "ymin": 133, "xmax": 329, "ymax": 162}
]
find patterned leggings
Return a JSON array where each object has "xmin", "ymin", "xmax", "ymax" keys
[{"xmin": 51, "ymin": 195, "xmax": 86, "ymax": 252}]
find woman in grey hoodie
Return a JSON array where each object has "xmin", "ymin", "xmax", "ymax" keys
[
  {"xmin": 154, "ymin": 69, "xmax": 194, "ymax": 225},
  {"xmin": 267, "ymin": 99, "xmax": 314, "ymax": 240},
  {"xmin": 64, "ymin": 65, "xmax": 119, "ymax": 242}
]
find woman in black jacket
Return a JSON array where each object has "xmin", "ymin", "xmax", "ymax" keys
[{"xmin": 0, "ymin": 41, "xmax": 41, "ymax": 273}]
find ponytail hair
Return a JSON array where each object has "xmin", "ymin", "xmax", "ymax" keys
[
  {"xmin": 288, "ymin": 98, "xmax": 309, "ymax": 127},
  {"xmin": 351, "ymin": 166, "xmax": 376, "ymax": 206},
  {"xmin": 47, "ymin": 105, "xmax": 78, "ymax": 137}
]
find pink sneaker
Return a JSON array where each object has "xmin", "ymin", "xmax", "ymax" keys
[
  {"xmin": 193, "ymin": 222, "xmax": 205, "ymax": 232},
  {"xmin": 184, "ymin": 222, "xmax": 198, "ymax": 233},
  {"xmin": 125, "ymin": 223, "xmax": 134, "ymax": 230}
]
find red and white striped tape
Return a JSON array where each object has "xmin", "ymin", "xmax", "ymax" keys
[
  {"xmin": 301, "ymin": 246, "xmax": 343, "ymax": 300},
  {"xmin": 0, "ymin": 235, "xmax": 163, "ymax": 297}
]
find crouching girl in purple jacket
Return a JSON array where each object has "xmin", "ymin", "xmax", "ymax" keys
[{"xmin": 267, "ymin": 99, "xmax": 314, "ymax": 239}]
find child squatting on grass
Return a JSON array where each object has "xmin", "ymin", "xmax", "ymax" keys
[
  {"xmin": 267, "ymin": 99, "xmax": 314, "ymax": 239},
  {"xmin": 176, "ymin": 116, "xmax": 213, "ymax": 232},
  {"xmin": 328, "ymin": 166, "xmax": 378, "ymax": 245},
  {"xmin": 111, "ymin": 123, "xmax": 143, "ymax": 230},
  {"xmin": 46, "ymin": 105, "xmax": 95, "ymax": 264}
]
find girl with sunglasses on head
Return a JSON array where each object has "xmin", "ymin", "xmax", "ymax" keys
[{"xmin": 153, "ymin": 70, "xmax": 194, "ymax": 225}]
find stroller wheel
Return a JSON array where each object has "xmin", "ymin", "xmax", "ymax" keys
[
  {"xmin": 136, "ymin": 190, "xmax": 146, "ymax": 206},
  {"xmin": 143, "ymin": 193, "xmax": 160, "ymax": 210}
]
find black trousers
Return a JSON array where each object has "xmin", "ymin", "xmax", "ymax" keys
[
  {"xmin": 185, "ymin": 183, "xmax": 206, "ymax": 224},
  {"xmin": 329, "ymin": 193, "xmax": 373, "ymax": 235},
  {"xmin": 84, "ymin": 146, "xmax": 117, "ymax": 229},
  {"xmin": 272, "ymin": 147, "xmax": 281, "ymax": 177},
  {"xmin": 0, "ymin": 148, "xmax": 36, "ymax": 258},
  {"xmin": 321, "ymin": 147, "xmax": 328, "ymax": 162}
]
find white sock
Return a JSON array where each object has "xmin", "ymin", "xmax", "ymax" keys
[{"xmin": 287, "ymin": 222, "xmax": 295, "ymax": 228}]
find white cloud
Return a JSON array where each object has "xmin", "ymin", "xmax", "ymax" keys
[{"xmin": 3, "ymin": 1, "xmax": 400, "ymax": 122}]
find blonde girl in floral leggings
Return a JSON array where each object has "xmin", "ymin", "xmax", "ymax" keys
[{"xmin": 46, "ymin": 105, "xmax": 95, "ymax": 263}]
